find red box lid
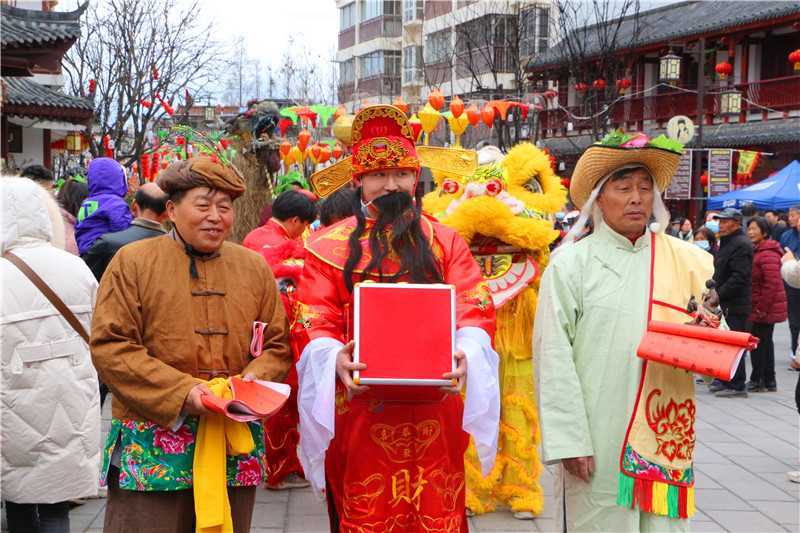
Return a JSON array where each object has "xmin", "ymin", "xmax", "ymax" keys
[{"xmin": 354, "ymin": 283, "xmax": 455, "ymax": 387}]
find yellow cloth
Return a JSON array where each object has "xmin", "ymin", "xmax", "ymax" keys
[{"xmin": 193, "ymin": 377, "xmax": 255, "ymax": 533}]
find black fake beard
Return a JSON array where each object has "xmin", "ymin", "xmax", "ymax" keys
[{"xmin": 371, "ymin": 191, "xmax": 414, "ymax": 227}]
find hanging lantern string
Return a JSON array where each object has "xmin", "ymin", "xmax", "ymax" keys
[{"xmin": 547, "ymin": 82, "xmax": 783, "ymax": 122}]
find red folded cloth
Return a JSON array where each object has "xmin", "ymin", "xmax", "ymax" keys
[{"xmin": 201, "ymin": 377, "xmax": 290, "ymax": 422}]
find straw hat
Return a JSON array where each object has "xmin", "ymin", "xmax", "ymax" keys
[{"xmin": 570, "ymin": 131, "xmax": 684, "ymax": 209}]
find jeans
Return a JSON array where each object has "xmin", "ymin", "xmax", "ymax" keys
[
  {"xmin": 5, "ymin": 501, "xmax": 70, "ymax": 533},
  {"xmin": 749, "ymin": 322, "xmax": 776, "ymax": 385},
  {"xmin": 724, "ymin": 313, "xmax": 749, "ymax": 390}
]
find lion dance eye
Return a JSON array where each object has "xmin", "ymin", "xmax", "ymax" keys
[
  {"xmin": 442, "ymin": 179, "xmax": 461, "ymax": 195},
  {"xmin": 485, "ymin": 178, "xmax": 504, "ymax": 196}
]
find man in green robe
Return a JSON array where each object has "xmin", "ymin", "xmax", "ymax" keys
[{"xmin": 535, "ymin": 132, "xmax": 715, "ymax": 531}]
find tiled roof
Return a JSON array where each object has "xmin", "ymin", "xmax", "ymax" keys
[
  {"xmin": 540, "ymin": 118, "xmax": 800, "ymax": 155},
  {"xmin": 2, "ymin": 76, "xmax": 93, "ymax": 112},
  {"xmin": 1, "ymin": 2, "xmax": 87, "ymax": 48},
  {"xmin": 529, "ymin": 1, "xmax": 800, "ymax": 71}
]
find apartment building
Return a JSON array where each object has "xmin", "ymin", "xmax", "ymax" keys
[{"xmin": 336, "ymin": 0, "xmax": 552, "ymax": 111}]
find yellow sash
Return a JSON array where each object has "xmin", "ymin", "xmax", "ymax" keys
[
  {"xmin": 616, "ymin": 233, "xmax": 713, "ymax": 519},
  {"xmin": 193, "ymin": 378, "xmax": 256, "ymax": 533}
]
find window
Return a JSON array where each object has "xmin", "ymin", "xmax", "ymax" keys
[
  {"xmin": 359, "ymin": 51, "xmax": 400, "ymax": 79},
  {"xmin": 340, "ymin": 2, "xmax": 356, "ymax": 30},
  {"xmin": 520, "ymin": 6, "xmax": 549, "ymax": 56},
  {"xmin": 385, "ymin": 50, "xmax": 401, "ymax": 76},
  {"xmin": 384, "ymin": 0, "xmax": 401, "ymax": 16},
  {"xmin": 361, "ymin": 0, "xmax": 382, "ymax": 21},
  {"xmin": 403, "ymin": 0, "xmax": 423, "ymax": 22},
  {"xmin": 425, "ymin": 28, "xmax": 451, "ymax": 64},
  {"xmin": 339, "ymin": 58, "xmax": 355, "ymax": 85},
  {"xmin": 403, "ymin": 45, "xmax": 422, "ymax": 69}
]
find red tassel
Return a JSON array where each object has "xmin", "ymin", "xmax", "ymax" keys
[
  {"xmin": 678, "ymin": 485, "xmax": 688, "ymax": 519},
  {"xmin": 632, "ymin": 477, "xmax": 643, "ymax": 509},
  {"xmin": 640, "ymin": 479, "xmax": 653, "ymax": 513}
]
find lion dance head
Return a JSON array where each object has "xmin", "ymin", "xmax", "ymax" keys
[{"xmin": 422, "ymin": 142, "xmax": 566, "ymax": 515}]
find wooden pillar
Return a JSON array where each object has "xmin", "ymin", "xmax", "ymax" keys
[
  {"xmin": 42, "ymin": 128, "xmax": 52, "ymax": 169},
  {"xmin": 1, "ymin": 115, "xmax": 8, "ymax": 163},
  {"xmin": 739, "ymin": 39, "xmax": 749, "ymax": 124}
]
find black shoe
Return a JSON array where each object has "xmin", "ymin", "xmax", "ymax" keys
[
  {"xmin": 746, "ymin": 380, "xmax": 765, "ymax": 392},
  {"xmin": 715, "ymin": 388, "xmax": 748, "ymax": 398},
  {"xmin": 709, "ymin": 379, "xmax": 726, "ymax": 393},
  {"xmin": 765, "ymin": 381, "xmax": 777, "ymax": 392}
]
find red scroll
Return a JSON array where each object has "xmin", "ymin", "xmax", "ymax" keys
[{"xmin": 637, "ymin": 321, "xmax": 759, "ymax": 381}]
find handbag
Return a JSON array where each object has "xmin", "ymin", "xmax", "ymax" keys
[{"xmin": 3, "ymin": 251, "xmax": 90, "ymax": 343}]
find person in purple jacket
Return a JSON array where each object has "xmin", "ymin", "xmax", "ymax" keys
[{"xmin": 75, "ymin": 157, "xmax": 133, "ymax": 255}]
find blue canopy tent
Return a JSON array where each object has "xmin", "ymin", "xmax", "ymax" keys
[{"xmin": 707, "ymin": 160, "xmax": 800, "ymax": 211}]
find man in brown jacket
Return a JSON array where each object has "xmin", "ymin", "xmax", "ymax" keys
[{"xmin": 91, "ymin": 156, "xmax": 291, "ymax": 532}]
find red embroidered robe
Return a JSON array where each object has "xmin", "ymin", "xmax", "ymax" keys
[
  {"xmin": 244, "ymin": 218, "xmax": 305, "ymax": 485},
  {"xmin": 296, "ymin": 215, "xmax": 495, "ymax": 533}
]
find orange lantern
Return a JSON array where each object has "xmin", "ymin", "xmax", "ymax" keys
[
  {"xmin": 318, "ymin": 145, "xmax": 331, "ymax": 164},
  {"xmin": 298, "ymin": 129, "xmax": 312, "ymax": 152},
  {"xmin": 466, "ymin": 104, "xmax": 481, "ymax": 127},
  {"xmin": 428, "ymin": 88, "xmax": 445, "ymax": 111},
  {"xmin": 449, "ymin": 95, "xmax": 464, "ymax": 119},
  {"xmin": 333, "ymin": 105, "xmax": 347, "ymax": 123},
  {"xmin": 332, "ymin": 143, "xmax": 343, "ymax": 160},
  {"xmin": 616, "ymin": 79, "xmax": 632, "ymax": 94},
  {"xmin": 393, "ymin": 97, "xmax": 409, "ymax": 115},
  {"xmin": 279, "ymin": 139, "xmax": 291, "ymax": 159},
  {"xmin": 789, "ymin": 49, "xmax": 800, "ymax": 71},
  {"xmin": 715, "ymin": 61, "xmax": 733, "ymax": 80},
  {"xmin": 592, "ymin": 79, "xmax": 606, "ymax": 90},
  {"xmin": 481, "ymin": 103, "xmax": 495, "ymax": 128},
  {"xmin": 489, "ymin": 100, "xmax": 512, "ymax": 121},
  {"xmin": 311, "ymin": 143, "xmax": 322, "ymax": 161}
]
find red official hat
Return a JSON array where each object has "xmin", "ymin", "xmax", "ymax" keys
[{"xmin": 350, "ymin": 105, "xmax": 420, "ymax": 179}]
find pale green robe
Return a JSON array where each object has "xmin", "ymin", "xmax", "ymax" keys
[{"xmin": 534, "ymin": 223, "xmax": 689, "ymax": 532}]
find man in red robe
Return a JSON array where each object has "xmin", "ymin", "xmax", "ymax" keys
[
  {"xmin": 295, "ymin": 105, "xmax": 500, "ymax": 532},
  {"xmin": 243, "ymin": 190, "xmax": 317, "ymax": 489}
]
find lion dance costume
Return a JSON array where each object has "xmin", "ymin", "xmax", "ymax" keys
[{"xmin": 423, "ymin": 143, "xmax": 567, "ymax": 515}]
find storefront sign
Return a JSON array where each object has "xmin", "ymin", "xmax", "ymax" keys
[
  {"xmin": 708, "ymin": 149, "xmax": 733, "ymax": 196},
  {"xmin": 665, "ymin": 152, "xmax": 693, "ymax": 200}
]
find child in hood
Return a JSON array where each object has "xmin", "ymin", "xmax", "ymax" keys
[{"xmin": 75, "ymin": 158, "xmax": 133, "ymax": 255}]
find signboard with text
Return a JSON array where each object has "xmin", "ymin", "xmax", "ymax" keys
[
  {"xmin": 708, "ymin": 149, "xmax": 733, "ymax": 197},
  {"xmin": 665, "ymin": 152, "xmax": 693, "ymax": 200}
]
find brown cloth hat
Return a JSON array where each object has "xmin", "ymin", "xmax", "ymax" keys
[{"xmin": 158, "ymin": 156, "xmax": 246, "ymax": 200}]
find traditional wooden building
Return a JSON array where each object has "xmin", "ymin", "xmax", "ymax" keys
[
  {"xmin": 1, "ymin": 1, "xmax": 93, "ymax": 171},
  {"xmin": 527, "ymin": 0, "xmax": 800, "ymax": 212}
]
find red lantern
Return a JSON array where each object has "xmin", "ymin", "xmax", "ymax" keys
[
  {"xmin": 318, "ymin": 145, "xmax": 331, "ymax": 164},
  {"xmin": 332, "ymin": 144, "xmax": 343, "ymax": 160},
  {"xmin": 449, "ymin": 95, "xmax": 464, "ymax": 118},
  {"xmin": 466, "ymin": 104, "xmax": 481, "ymax": 127},
  {"xmin": 139, "ymin": 99, "xmax": 153, "ymax": 108},
  {"xmin": 700, "ymin": 172, "xmax": 709, "ymax": 189},
  {"xmin": 393, "ymin": 97, "xmax": 409, "ymax": 115},
  {"xmin": 428, "ymin": 88, "xmax": 445, "ymax": 111},
  {"xmin": 592, "ymin": 79, "xmax": 606, "ymax": 90},
  {"xmin": 279, "ymin": 140, "xmax": 291, "ymax": 159},
  {"xmin": 311, "ymin": 143, "xmax": 322, "ymax": 161},
  {"xmin": 616, "ymin": 78, "xmax": 632, "ymax": 94},
  {"xmin": 543, "ymin": 89, "xmax": 558, "ymax": 100},
  {"xmin": 480, "ymin": 103, "xmax": 495, "ymax": 128},
  {"xmin": 575, "ymin": 82, "xmax": 589, "ymax": 93},
  {"xmin": 88, "ymin": 79, "xmax": 96, "ymax": 95},
  {"xmin": 141, "ymin": 153, "xmax": 151, "ymax": 181},
  {"xmin": 409, "ymin": 119, "xmax": 423, "ymax": 142},
  {"xmin": 789, "ymin": 49, "xmax": 800, "ymax": 72},
  {"xmin": 297, "ymin": 130, "xmax": 311, "ymax": 152},
  {"xmin": 715, "ymin": 61, "xmax": 733, "ymax": 80},
  {"xmin": 519, "ymin": 103, "xmax": 529, "ymax": 122}
]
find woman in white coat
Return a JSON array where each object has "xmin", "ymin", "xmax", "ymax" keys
[{"xmin": 1, "ymin": 177, "xmax": 101, "ymax": 533}]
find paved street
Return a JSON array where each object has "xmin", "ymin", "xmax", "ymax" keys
[{"xmin": 65, "ymin": 322, "xmax": 798, "ymax": 532}]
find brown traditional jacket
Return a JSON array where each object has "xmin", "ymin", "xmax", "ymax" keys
[{"xmin": 91, "ymin": 234, "xmax": 291, "ymax": 428}]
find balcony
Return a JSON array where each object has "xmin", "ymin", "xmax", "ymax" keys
[
  {"xmin": 403, "ymin": 67, "xmax": 423, "ymax": 86},
  {"xmin": 539, "ymin": 75, "xmax": 800, "ymax": 138},
  {"xmin": 357, "ymin": 75, "xmax": 401, "ymax": 98},
  {"xmin": 359, "ymin": 15, "xmax": 401, "ymax": 43},
  {"xmin": 339, "ymin": 27, "xmax": 355, "ymax": 50},
  {"xmin": 403, "ymin": 0, "xmax": 423, "ymax": 26}
]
